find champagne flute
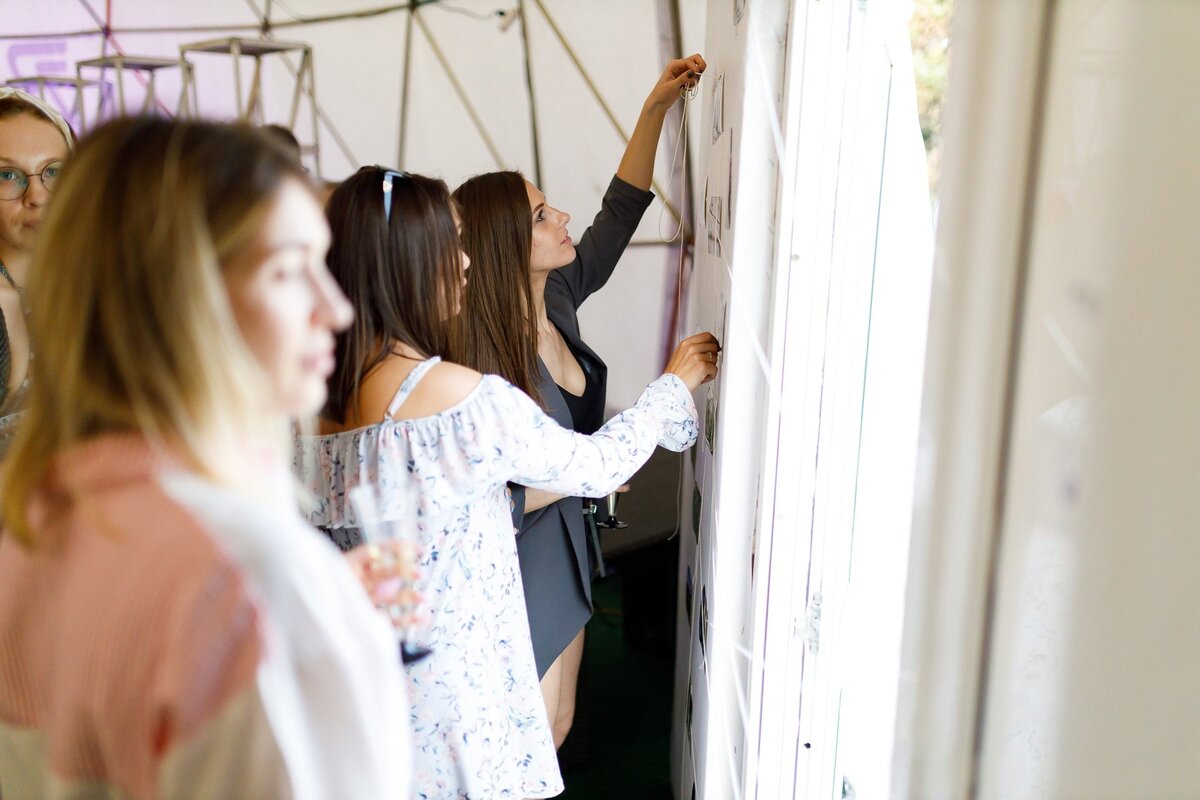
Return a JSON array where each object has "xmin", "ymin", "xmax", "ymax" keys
[{"xmin": 349, "ymin": 483, "xmax": 432, "ymax": 665}]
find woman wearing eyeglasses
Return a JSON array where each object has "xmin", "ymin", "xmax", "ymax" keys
[
  {"xmin": 296, "ymin": 165, "xmax": 718, "ymax": 798},
  {"xmin": 0, "ymin": 89, "xmax": 72, "ymax": 455}
]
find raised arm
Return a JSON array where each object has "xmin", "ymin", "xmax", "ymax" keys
[
  {"xmin": 554, "ymin": 55, "xmax": 707, "ymax": 305},
  {"xmin": 615, "ymin": 54, "xmax": 706, "ymax": 191}
]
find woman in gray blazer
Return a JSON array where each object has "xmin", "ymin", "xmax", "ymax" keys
[{"xmin": 454, "ymin": 53, "xmax": 706, "ymax": 748}]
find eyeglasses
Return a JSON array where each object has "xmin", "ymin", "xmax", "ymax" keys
[
  {"xmin": 0, "ymin": 161, "xmax": 64, "ymax": 201},
  {"xmin": 380, "ymin": 167, "xmax": 409, "ymax": 221}
]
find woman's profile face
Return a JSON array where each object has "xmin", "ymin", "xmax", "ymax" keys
[
  {"xmin": 223, "ymin": 178, "xmax": 353, "ymax": 417},
  {"xmin": 0, "ymin": 113, "xmax": 69, "ymax": 261},
  {"xmin": 525, "ymin": 180, "xmax": 575, "ymax": 274}
]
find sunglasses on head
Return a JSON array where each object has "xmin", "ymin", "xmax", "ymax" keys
[{"xmin": 378, "ymin": 167, "xmax": 409, "ymax": 221}]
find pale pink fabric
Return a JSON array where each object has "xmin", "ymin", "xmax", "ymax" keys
[
  {"xmin": 0, "ymin": 434, "xmax": 411, "ymax": 799},
  {"xmin": 0, "ymin": 437, "xmax": 261, "ymax": 797}
]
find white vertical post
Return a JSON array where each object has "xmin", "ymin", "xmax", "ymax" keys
[
  {"xmin": 891, "ymin": 1, "xmax": 1056, "ymax": 797},
  {"xmin": 976, "ymin": 1, "xmax": 1200, "ymax": 797},
  {"xmin": 897, "ymin": 1, "xmax": 1200, "ymax": 798}
]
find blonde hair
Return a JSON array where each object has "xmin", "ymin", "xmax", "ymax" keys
[{"xmin": 2, "ymin": 117, "xmax": 309, "ymax": 546}]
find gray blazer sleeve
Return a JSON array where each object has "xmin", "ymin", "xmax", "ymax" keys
[{"xmin": 549, "ymin": 176, "xmax": 654, "ymax": 309}]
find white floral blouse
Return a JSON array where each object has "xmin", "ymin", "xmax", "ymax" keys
[{"xmin": 294, "ymin": 357, "xmax": 697, "ymax": 799}]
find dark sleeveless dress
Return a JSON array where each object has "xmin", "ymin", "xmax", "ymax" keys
[{"xmin": 559, "ymin": 349, "xmax": 603, "ymax": 436}]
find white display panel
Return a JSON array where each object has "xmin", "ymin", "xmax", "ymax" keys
[{"xmin": 676, "ymin": 2, "xmax": 932, "ymax": 798}]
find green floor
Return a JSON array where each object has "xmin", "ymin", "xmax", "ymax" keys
[{"xmin": 557, "ymin": 569, "xmax": 676, "ymax": 799}]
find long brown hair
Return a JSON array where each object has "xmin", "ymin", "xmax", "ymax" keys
[
  {"xmin": 324, "ymin": 167, "xmax": 462, "ymax": 423},
  {"xmin": 1, "ymin": 117, "xmax": 307, "ymax": 545},
  {"xmin": 451, "ymin": 171, "xmax": 542, "ymax": 405}
]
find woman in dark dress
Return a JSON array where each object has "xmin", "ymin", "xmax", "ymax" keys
[{"xmin": 453, "ymin": 53, "xmax": 706, "ymax": 747}]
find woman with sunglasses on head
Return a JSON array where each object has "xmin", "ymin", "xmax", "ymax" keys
[
  {"xmin": 453, "ymin": 54, "xmax": 706, "ymax": 746},
  {"xmin": 0, "ymin": 118, "xmax": 411, "ymax": 798},
  {"xmin": 0, "ymin": 89, "xmax": 72, "ymax": 456},
  {"xmin": 296, "ymin": 165, "xmax": 718, "ymax": 798}
]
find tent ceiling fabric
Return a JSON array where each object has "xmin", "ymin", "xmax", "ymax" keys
[
  {"xmin": 1, "ymin": 0, "xmax": 693, "ymax": 207},
  {"xmin": 1, "ymin": 0, "xmax": 707, "ymax": 410}
]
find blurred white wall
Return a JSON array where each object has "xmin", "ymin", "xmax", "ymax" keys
[{"xmin": 896, "ymin": 1, "xmax": 1200, "ymax": 797}]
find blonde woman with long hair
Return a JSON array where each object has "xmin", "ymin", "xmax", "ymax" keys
[{"xmin": 0, "ymin": 117, "xmax": 411, "ymax": 797}]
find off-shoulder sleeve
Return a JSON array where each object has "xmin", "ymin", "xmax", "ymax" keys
[{"xmin": 487, "ymin": 373, "xmax": 697, "ymax": 497}]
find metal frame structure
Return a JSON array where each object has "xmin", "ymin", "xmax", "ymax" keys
[
  {"xmin": 2, "ymin": 0, "xmax": 692, "ymax": 358},
  {"xmin": 75, "ymin": 55, "xmax": 192, "ymax": 124},
  {"xmin": 2, "ymin": 1, "xmax": 690, "ymax": 225},
  {"xmin": 178, "ymin": 37, "xmax": 321, "ymax": 174},
  {"xmin": 389, "ymin": 1, "xmax": 688, "ymax": 227}
]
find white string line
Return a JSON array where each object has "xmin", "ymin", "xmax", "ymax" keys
[{"xmin": 658, "ymin": 81, "xmax": 698, "ymax": 243}]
